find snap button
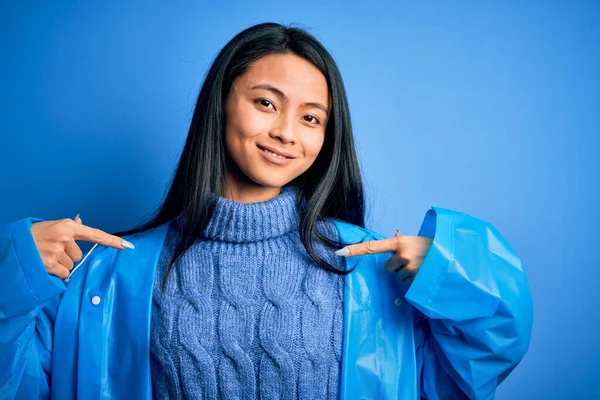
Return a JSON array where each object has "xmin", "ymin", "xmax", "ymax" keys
[
  {"xmin": 394, "ymin": 298, "xmax": 402, "ymax": 306},
  {"xmin": 91, "ymin": 296, "xmax": 101, "ymax": 305}
]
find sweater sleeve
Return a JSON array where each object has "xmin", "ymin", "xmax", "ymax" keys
[
  {"xmin": 405, "ymin": 207, "xmax": 533, "ymax": 400},
  {"xmin": 0, "ymin": 218, "xmax": 65, "ymax": 399}
]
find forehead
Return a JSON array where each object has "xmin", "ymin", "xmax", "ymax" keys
[{"xmin": 236, "ymin": 53, "xmax": 329, "ymax": 103}]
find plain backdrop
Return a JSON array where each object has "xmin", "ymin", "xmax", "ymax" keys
[{"xmin": 1, "ymin": 1, "xmax": 599, "ymax": 398}]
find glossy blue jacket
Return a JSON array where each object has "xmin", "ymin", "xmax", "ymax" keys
[{"xmin": 0, "ymin": 207, "xmax": 533, "ymax": 399}]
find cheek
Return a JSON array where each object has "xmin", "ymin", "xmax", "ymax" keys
[
  {"xmin": 228, "ymin": 104, "xmax": 271, "ymax": 141},
  {"xmin": 302, "ymin": 134, "xmax": 326, "ymax": 161},
  {"xmin": 224, "ymin": 109, "xmax": 264, "ymax": 161}
]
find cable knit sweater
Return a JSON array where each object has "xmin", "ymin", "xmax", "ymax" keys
[{"xmin": 150, "ymin": 185, "xmax": 344, "ymax": 399}]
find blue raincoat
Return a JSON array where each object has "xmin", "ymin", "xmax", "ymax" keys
[{"xmin": 0, "ymin": 207, "xmax": 532, "ymax": 399}]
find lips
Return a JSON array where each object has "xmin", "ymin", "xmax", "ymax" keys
[{"xmin": 256, "ymin": 144, "xmax": 296, "ymax": 159}]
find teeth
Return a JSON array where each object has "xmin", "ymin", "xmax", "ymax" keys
[{"xmin": 263, "ymin": 148, "xmax": 287, "ymax": 159}]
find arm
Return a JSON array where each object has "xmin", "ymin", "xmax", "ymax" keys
[
  {"xmin": 405, "ymin": 207, "xmax": 533, "ymax": 399},
  {"xmin": 0, "ymin": 218, "xmax": 65, "ymax": 399}
]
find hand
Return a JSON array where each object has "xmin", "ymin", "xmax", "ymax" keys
[
  {"xmin": 335, "ymin": 231, "xmax": 433, "ymax": 287},
  {"xmin": 30, "ymin": 215, "xmax": 134, "ymax": 279}
]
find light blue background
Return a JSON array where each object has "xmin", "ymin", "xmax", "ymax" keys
[{"xmin": 1, "ymin": 2, "xmax": 598, "ymax": 398}]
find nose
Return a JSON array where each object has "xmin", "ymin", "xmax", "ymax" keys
[{"xmin": 269, "ymin": 115, "xmax": 296, "ymax": 145}]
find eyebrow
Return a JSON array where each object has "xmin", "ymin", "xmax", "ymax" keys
[{"xmin": 250, "ymin": 84, "xmax": 329, "ymax": 115}]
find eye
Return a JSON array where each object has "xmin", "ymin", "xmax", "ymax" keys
[
  {"xmin": 303, "ymin": 115, "xmax": 321, "ymax": 125},
  {"xmin": 255, "ymin": 98, "xmax": 275, "ymax": 109}
]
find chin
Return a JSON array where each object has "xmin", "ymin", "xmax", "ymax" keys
[
  {"xmin": 252, "ymin": 177, "xmax": 293, "ymax": 189},
  {"xmin": 247, "ymin": 171, "xmax": 296, "ymax": 189}
]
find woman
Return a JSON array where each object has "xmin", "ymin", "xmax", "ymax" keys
[{"xmin": 0, "ymin": 23, "xmax": 532, "ymax": 399}]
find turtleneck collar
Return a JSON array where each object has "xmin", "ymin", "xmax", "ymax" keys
[{"xmin": 201, "ymin": 184, "xmax": 301, "ymax": 243}]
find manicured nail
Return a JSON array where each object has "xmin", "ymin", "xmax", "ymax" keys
[
  {"xmin": 122, "ymin": 239, "xmax": 135, "ymax": 249},
  {"xmin": 335, "ymin": 247, "xmax": 350, "ymax": 257}
]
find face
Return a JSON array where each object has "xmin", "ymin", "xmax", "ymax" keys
[{"xmin": 223, "ymin": 53, "xmax": 330, "ymax": 194}]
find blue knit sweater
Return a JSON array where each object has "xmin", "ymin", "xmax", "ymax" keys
[{"xmin": 150, "ymin": 185, "xmax": 344, "ymax": 399}]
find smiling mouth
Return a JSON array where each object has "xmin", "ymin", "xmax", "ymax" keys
[{"xmin": 257, "ymin": 145, "xmax": 295, "ymax": 159}]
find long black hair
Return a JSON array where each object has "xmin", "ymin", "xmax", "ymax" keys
[{"xmin": 115, "ymin": 22, "xmax": 365, "ymax": 286}]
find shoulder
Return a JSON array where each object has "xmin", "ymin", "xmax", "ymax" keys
[
  {"xmin": 324, "ymin": 218, "xmax": 385, "ymax": 245},
  {"xmin": 104, "ymin": 222, "xmax": 173, "ymax": 263},
  {"xmin": 121, "ymin": 222, "xmax": 172, "ymax": 244}
]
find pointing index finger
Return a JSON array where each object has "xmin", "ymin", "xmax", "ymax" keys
[
  {"xmin": 336, "ymin": 237, "xmax": 398, "ymax": 257},
  {"xmin": 72, "ymin": 224, "xmax": 134, "ymax": 250}
]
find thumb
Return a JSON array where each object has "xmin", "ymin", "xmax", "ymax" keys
[{"xmin": 75, "ymin": 214, "xmax": 82, "ymax": 224}]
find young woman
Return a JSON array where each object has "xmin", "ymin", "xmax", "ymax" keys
[{"xmin": 0, "ymin": 23, "xmax": 533, "ymax": 399}]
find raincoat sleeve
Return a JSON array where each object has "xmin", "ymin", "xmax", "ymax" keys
[
  {"xmin": 405, "ymin": 207, "xmax": 533, "ymax": 399},
  {"xmin": 0, "ymin": 218, "xmax": 65, "ymax": 399}
]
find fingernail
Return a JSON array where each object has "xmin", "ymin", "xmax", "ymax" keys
[
  {"xmin": 335, "ymin": 247, "xmax": 350, "ymax": 257},
  {"xmin": 122, "ymin": 239, "xmax": 135, "ymax": 250},
  {"xmin": 75, "ymin": 214, "xmax": 80, "ymax": 220}
]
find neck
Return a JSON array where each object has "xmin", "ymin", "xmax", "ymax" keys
[
  {"xmin": 202, "ymin": 183, "xmax": 301, "ymax": 243},
  {"xmin": 222, "ymin": 169, "xmax": 281, "ymax": 203}
]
